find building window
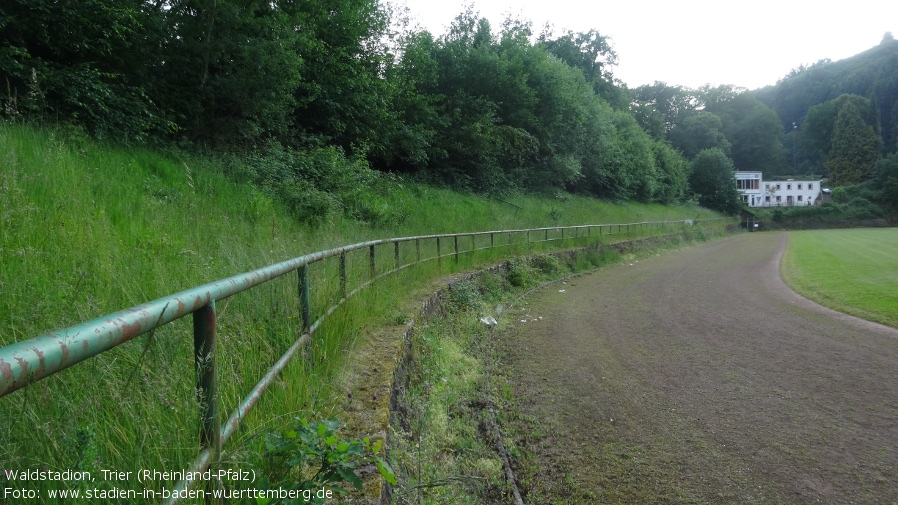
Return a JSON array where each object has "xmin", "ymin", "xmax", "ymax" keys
[
  {"xmin": 736, "ymin": 179, "xmax": 760, "ymax": 190},
  {"xmin": 808, "ymin": 183, "xmax": 813, "ymax": 190},
  {"xmin": 765, "ymin": 184, "xmax": 770, "ymax": 190},
  {"xmin": 798, "ymin": 195, "xmax": 803, "ymax": 201},
  {"xmin": 776, "ymin": 196, "xmax": 782, "ymax": 203},
  {"xmin": 798, "ymin": 183, "xmax": 803, "ymax": 190},
  {"xmin": 787, "ymin": 184, "xmax": 792, "ymax": 190},
  {"xmin": 765, "ymin": 196, "xmax": 771, "ymax": 203},
  {"xmin": 787, "ymin": 195, "xmax": 794, "ymax": 205},
  {"xmin": 776, "ymin": 184, "xmax": 781, "ymax": 190}
]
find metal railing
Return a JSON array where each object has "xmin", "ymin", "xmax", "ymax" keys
[{"xmin": 0, "ymin": 217, "xmax": 729, "ymax": 498}]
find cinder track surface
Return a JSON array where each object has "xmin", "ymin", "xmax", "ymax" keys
[{"xmin": 499, "ymin": 233, "xmax": 898, "ymax": 504}]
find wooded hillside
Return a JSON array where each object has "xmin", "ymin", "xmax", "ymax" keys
[
  {"xmin": 2, "ymin": 1, "xmax": 896, "ymax": 215},
  {"xmin": 754, "ymin": 34, "xmax": 898, "ymax": 182}
]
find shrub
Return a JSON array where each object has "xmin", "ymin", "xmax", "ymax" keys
[
  {"xmin": 259, "ymin": 418, "xmax": 395, "ymax": 502},
  {"xmin": 280, "ymin": 181, "xmax": 338, "ymax": 227},
  {"xmin": 218, "ymin": 142, "xmax": 402, "ymax": 227},
  {"xmin": 842, "ymin": 197, "xmax": 884, "ymax": 220},
  {"xmin": 529, "ymin": 254, "xmax": 563, "ymax": 275},
  {"xmin": 831, "ymin": 186, "xmax": 848, "ymax": 203},
  {"xmin": 505, "ymin": 257, "xmax": 536, "ymax": 287},
  {"xmin": 476, "ymin": 271, "xmax": 508, "ymax": 302},
  {"xmin": 447, "ymin": 279, "xmax": 482, "ymax": 312}
]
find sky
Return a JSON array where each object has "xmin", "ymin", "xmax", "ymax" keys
[{"xmin": 396, "ymin": 0, "xmax": 898, "ymax": 90}]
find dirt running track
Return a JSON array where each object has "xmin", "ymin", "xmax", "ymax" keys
[{"xmin": 499, "ymin": 232, "xmax": 898, "ymax": 504}]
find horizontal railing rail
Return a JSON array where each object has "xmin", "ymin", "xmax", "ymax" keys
[{"xmin": 0, "ymin": 217, "xmax": 732, "ymax": 500}]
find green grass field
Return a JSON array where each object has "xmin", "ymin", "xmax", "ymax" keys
[{"xmin": 782, "ymin": 228, "xmax": 898, "ymax": 328}]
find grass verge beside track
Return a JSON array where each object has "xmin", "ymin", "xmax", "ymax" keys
[{"xmin": 383, "ymin": 227, "xmax": 731, "ymax": 504}]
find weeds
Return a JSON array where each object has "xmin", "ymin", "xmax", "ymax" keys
[
  {"xmin": 388, "ymin": 229, "xmax": 733, "ymax": 504},
  {"xmin": 258, "ymin": 418, "xmax": 395, "ymax": 503}
]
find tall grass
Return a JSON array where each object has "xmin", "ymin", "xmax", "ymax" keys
[{"xmin": 0, "ymin": 123, "xmax": 721, "ymax": 500}]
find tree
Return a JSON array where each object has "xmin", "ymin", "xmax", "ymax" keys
[
  {"xmin": 826, "ymin": 100, "xmax": 882, "ymax": 185},
  {"xmin": 668, "ymin": 112, "xmax": 730, "ymax": 159},
  {"xmin": 155, "ymin": 0, "xmax": 304, "ymax": 146},
  {"xmin": 577, "ymin": 105, "xmax": 662, "ymax": 202},
  {"xmin": 726, "ymin": 104, "xmax": 786, "ymax": 173},
  {"xmin": 872, "ymin": 153, "xmax": 898, "ymax": 208},
  {"xmin": 284, "ymin": 0, "xmax": 394, "ymax": 153},
  {"xmin": 539, "ymin": 28, "xmax": 626, "ymax": 108},
  {"xmin": 405, "ymin": 11, "xmax": 541, "ymax": 191},
  {"xmin": 688, "ymin": 148, "xmax": 742, "ymax": 214},
  {"xmin": 629, "ymin": 102, "xmax": 667, "ymax": 140},
  {"xmin": 0, "ymin": 0, "xmax": 173, "ymax": 140},
  {"xmin": 799, "ymin": 94, "xmax": 878, "ymax": 169},
  {"xmin": 630, "ymin": 82, "xmax": 699, "ymax": 133},
  {"xmin": 698, "ymin": 84, "xmax": 745, "ymax": 110},
  {"xmin": 377, "ymin": 29, "xmax": 442, "ymax": 171},
  {"xmin": 703, "ymin": 91, "xmax": 786, "ymax": 174},
  {"xmin": 651, "ymin": 141, "xmax": 691, "ymax": 204}
]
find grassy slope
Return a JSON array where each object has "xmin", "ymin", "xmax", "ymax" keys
[
  {"xmin": 782, "ymin": 228, "xmax": 898, "ymax": 328},
  {"xmin": 0, "ymin": 123, "xmax": 719, "ymax": 498}
]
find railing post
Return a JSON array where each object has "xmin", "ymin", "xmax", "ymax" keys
[
  {"xmin": 454, "ymin": 235, "xmax": 459, "ymax": 263},
  {"xmin": 416, "ymin": 239, "xmax": 421, "ymax": 262},
  {"xmin": 527, "ymin": 230, "xmax": 530, "ymax": 244},
  {"xmin": 193, "ymin": 302, "xmax": 221, "ymax": 459},
  {"xmin": 545, "ymin": 229, "xmax": 548, "ymax": 241},
  {"xmin": 339, "ymin": 252, "xmax": 347, "ymax": 300},
  {"xmin": 561, "ymin": 228, "xmax": 564, "ymax": 241},
  {"xmin": 437, "ymin": 237, "xmax": 441, "ymax": 267},
  {"xmin": 369, "ymin": 245, "xmax": 376, "ymax": 278},
  {"xmin": 299, "ymin": 265, "xmax": 311, "ymax": 334},
  {"xmin": 471, "ymin": 234, "xmax": 475, "ymax": 253},
  {"xmin": 490, "ymin": 232, "xmax": 494, "ymax": 248},
  {"xmin": 394, "ymin": 241, "xmax": 400, "ymax": 270}
]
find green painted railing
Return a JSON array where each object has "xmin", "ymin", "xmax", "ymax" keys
[{"xmin": 0, "ymin": 218, "xmax": 730, "ymax": 500}]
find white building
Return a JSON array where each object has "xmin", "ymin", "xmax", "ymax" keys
[{"xmin": 735, "ymin": 171, "xmax": 821, "ymax": 208}]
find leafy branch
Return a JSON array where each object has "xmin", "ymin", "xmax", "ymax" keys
[{"xmin": 257, "ymin": 418, "xmax": 396, "ymax": 504}]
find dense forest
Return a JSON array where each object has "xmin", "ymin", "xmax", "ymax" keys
[{"xmin": 2, "ymin": 0, "xmax": 897, "ymax": 217}]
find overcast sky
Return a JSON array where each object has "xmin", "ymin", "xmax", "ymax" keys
[{"xmin": 396, "ymin": 0, "xmax": 898, "ymax": 90}]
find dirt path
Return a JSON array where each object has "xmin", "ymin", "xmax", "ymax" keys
[{"xmin": 498, "ymin": 233, "xmax": 898, "ymax": 504}]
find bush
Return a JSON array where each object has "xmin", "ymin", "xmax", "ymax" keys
[
  {"xmin": 219, "ymin": 143, "xmax": 402, "ymax": 227},
  {"xmin": 476, "ymin": 271, "xmax": 508, "ymax": 302},
  {"xmin": 842, "ymin": 197, "xmax": 884, "ymax": 220},
  {"xmin": 505, "ymin": 257, "xmax": 536, "ymax": 287},
  {"xmin": 760, "ymin": 188, "xmax": 887, "ymax": 225},
  {"xmin": 280, "ymin": 181, "xmax": 338, "ymax": 227},
  {"xmin": 831, "ymin": 186, "xmax": 848, "ymax": 203},
  {"xmin": 259, "ymin": 418, "xmax": 395, "ymax": 502},
  {"xmin": 529, "ymin": 254, "xmax": 563, "ymax": 276},
  {"xmin": 447, "ymin": 279, "xmax": 482, "ymax": 312}
]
